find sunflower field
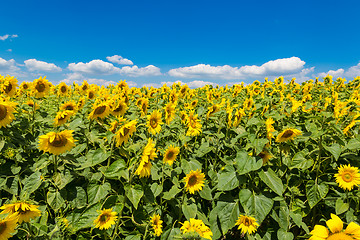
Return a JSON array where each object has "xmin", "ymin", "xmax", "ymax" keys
[{"xmin": 1, "ymin": 74, "xmax": 360, "ymax": 240}]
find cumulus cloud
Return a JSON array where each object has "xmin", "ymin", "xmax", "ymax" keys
[
  {"xmin": 119, "ymin": 65, "xmax": 162, "ymax": 77},
  {"xmin": 346, "ymin": 62, "xmax": 360, "ymax": 78},
  {"xmin": 144, "ymin": 80, "xmax": 217, "ymax": 89},
  {"xmin": 60, "ymin": 73, "xmax": 117, "ymax": 86},
  {"xmin": 318, "ymin": 69, "xmax": 345, "ymax": 79},
  {"xmin": 106, "ymin": 55, "xmax": 133, "ymax": 65},
  {"xmin": 0, "ymin": 34, "xmax": 18, "ymax": 41},
  {"xmin": 0, "ymin": 57, "xmax": 20, "ymax": 74},
  {"xmin": 168, "ymin": 57, "xmax": 305, "ymax": 80},
  {"xmin": 68, "ymin": 60, "xmax": 120, "ymax": 75},
  {"xmin": 24, "ymin": 59, "xmax": 62, "ymax": 72}
]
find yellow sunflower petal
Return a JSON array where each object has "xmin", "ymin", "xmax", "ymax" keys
[{"xmin": 326, "ymin": 214, "xmax": 343, "ymax": 234}]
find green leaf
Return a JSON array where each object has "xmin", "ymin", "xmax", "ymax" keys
[
  {"xmin": 21, "ymin": 171, "xmax": 43, "ymax": 197},
  {"xmin": 306, "ymin": 180, "xmax": 329, "ymax": 208},
  {"xmin": 181, "ymin": 159, "xmax": 202, "ymax": 174},
  {"xmin": 47, "ymin": 189, "xmax": 65, "ymax": 211},
  {"xmin": 151, "ymin": 182, "xmax": 163, "ymax": 198},
  {"xmin": 209, "ymin": 200, "xmax": 240, "ymax": 236},
  {"xmin": 77, "ymin": 148, "xmax": 111, "ymax": 170},
  {"xmin": 217, "ymin": 165, "xmax": 239, "ymax": 191},
  {"xmin": 162, "ymin": 185, "xmax": 182, "ymax": 200},
  {"xmin": 0, "ymin": 140, "xmax": 4, "ymax": 151},
  {"xmin": 124, "ymin": 236, "xmax": 141, "ymax": 240},
  {"xmin": 182, "ymin": 201, "xmax": 197, "ymax": 220},
  {"xmin": 346, "ymin": 138, "xmax": 360, "ymax": 150},
  {"xmin": 73, "ymin": 186, "xmax": 87, "ymax": 209},
  {"xmin": 283, "ymin": 151, "xmax": 313, "ymax": 170},
  {"xmin": 104, "ymin": 159, "xmax": 127, "ymax": 179},
  {"xmin": 252, "ymin": 138, "xmax": 269, "ymax": 155},
  {"xmin": 258, "ymin": 168, "xmax": 284, "ymax": 196},
  {"xmin": 125, "ymin": 184, "xmax": 144, "ymax": 209},
  {"xmin": 195, "ymin": 141, "xmax": 213, "ymax": 157},
  {"xmin": 53, "ymin": 169, "xmax": 73, "ymax": 190},
  {"xmin": 199, "ymin": 184, "xmax": 212, "ymax": 200},
  {"xmin": 87, "ymin": 182, "xmax": 111, "ymax": 205},
  {"xmin": 335, "ymin": 198, "xmax": 349, "ymax": 215},
  {"xmin": 234, "ymin": 151, "xmax": 263, "ymax": 175},
  {"xmin": 323, "ymin": 143, "xmax": 342, "ymax": 160},
  {"xmin": 239, "ymin": 189, "xmax": 274, "ymax": 224},
  {"xmin": 277, "ymin": 229, "xmax": 294, "ymax": 240}
]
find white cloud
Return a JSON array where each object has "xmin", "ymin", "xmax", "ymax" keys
[
  {"xmin": 106, "ymin": 55, "xmax": 133, "ymax": 65},
  {"xmin": 346, "ymin": 62, "xmax": 360, "ymax": 78},
  {"xmin": 318, "ymin": 69, "xmax": 345, "ymax": 79},
  {"xmin": 0, "ymin": 34, "xmax": 18, "ymax": 41},
  {"xmin": 60, "ymin": 73, "xmax": 117, "ymax": 86},
  {"xmin": 0, "ymin": 57, "xmax": 20, "ymax": 74},
  {"xmin": 68, "ymin": 59, "xmax": 120, "ymax": 75},
  {"xmin": 286, "ymin": 67, "xmax": 315, "ymax": 83},
  {"xmin": 143, "ymin": 80, "xmax": 217, "ymax": 89},
  {"xmin": 24, "ymin": 59, "xmax": 62, "ymax": 72},
  {"xmin": 119, "ymin": 65, "xmax": 162, "ymax": 77},
  {"xmin": 168, "ymin": 57, "xmax": 305, "ymax": 80}
]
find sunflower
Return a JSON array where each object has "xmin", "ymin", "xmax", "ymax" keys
[
  {"xmin": 183, "ymin": 169, "xmax": 205, "ymax": 194},
  {"xmin": 0, "ymin": 201, "xmax": 41, "ymax": 223},
  {"xmin": 169, "ymin": 90, "xmax": 178, "ymax": 104},
  {"xmin": 80, "ymin": 80, "xmax": 90, "ymax": 94},
  {"xmin": 310, "ymin": 214, "xmax": 360, "ymax": 240},
  {"xmin": 258, "ymin": 151, "xmax": 272, "ymax": 165},
  {"xmin": 147, "ymin": 110, "xmax": 163, "ymax": 135},
  {"xmin": 164, "ymin": 102, "xmax": 176, "ymax": 124},
  {"xmin": 206, "ymin": 104, "xmax": 221, "ymax": 119},
  {"xmin": 135, "ymin": 139, "xmax": 157, "ymax": 178},
  {"xmin": 150, "ymin": 214, "xmax": 163, "ymax": 236},
  {"xmin": 32, "ymin": 76, "xmax": 51, "ymax": 98},
  {"xmin": 114, "ymin": 120, "xmax": 137, "ymax": 146},
  {"xmin": 265, "ymin": 117, "xmax": 276, "ymax": 141},
  {"xmin": 38, "ymin": 130, "xmax": 76, "ymax": 155},
  {"xmin": 25, "ymin": 99, "xmax": 39, "ymax": 110},
  {"xmin": 111, "ymin": 99, "xmax": 128, "ymax": 117},
  {"xmin": 57, "ymin": 82, "xmax": 70, "ymax": 96},
  {"xmin": 54, "ymin": 110, "xmax": 73, "ymax": 126},
  {"xmin": 93, "ymin": 208, "xmax": 118, "ymax": 230},
  {"xmin": 87, "ymin": 89, "xmax": 97, "ymax": 100},
  {"xmin": 163, "ymin": 145, "xmax": 180, "ymax": 166},
  {"xmin": 1, "ymin": 75, "xmax": 18, "ymax": 97},
  {"xmin": 19, "ymin": 81, "xmax": 32, "ymax": 93},
  {"xmin": 0, "ymin": 99, "xmax": 17, "ymax": 128},
  {"xmin": 88, "ymin": 101, "xmax": 111, "ymax": 119},
  {"xmin": 180, "ymin": 218, "xmax": 213, "ymax": 240},
  {"xmin": 77, "ymin": 97, "xmax": 86, "ymax": 109},
  {"xmin": 60, "ymin": 100, "xmax": 78, "ymax": 113},
  {"xmin": 275, "ymin": 128, "xmax": 302, "ymax": 143},
  {"xmin": 189, "ymin": 99, "xmax": 198, "ymax": 109},
  {"xmin": 0, "ymin": 215, "xmax": 18, "ymax": 239},
  {"xmin": 235, "ymin": 215, "xmax": 259, "ymax": 235},
  {"xmin": 334, "ymin": 164, "xmax": 360, "ymax": 191},
  {"xmin": 140, "ymin": 98, "xmax": 149, "ymax": 116},
  {"xmin": 186, "ymin": 111, "xmax": 202, "ymax": 137}
]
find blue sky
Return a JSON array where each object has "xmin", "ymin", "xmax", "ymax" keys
[{"xmin": 1, "ymin": 0, "xmax": 360, "ymax": 87}]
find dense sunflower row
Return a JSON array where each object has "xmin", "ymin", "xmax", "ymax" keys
[{"xmin": 0, "ymin": 74, "xmax": 360, "ymax": 239}]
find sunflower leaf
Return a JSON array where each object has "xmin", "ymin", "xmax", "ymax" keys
[
  {"xmin": 125, "ymin": 184, "xmax": 144, "ymax": 209},
  {"xmin": 306, "ymin": 180, "xmax": 329, "ymax": 209}
]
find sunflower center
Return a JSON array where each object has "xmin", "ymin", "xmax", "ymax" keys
[
  {"xmin": 282, "ymin": 130, "xmax": 294, "ymax": 138},
  {"xmin": 61, "ymin": 86, "xmax": 67, "ymax": 93},
  {"xmin": 49, "ymin": 134, "xmax": 68, "ymax": 147},
  {"xmin": 4, "ymin": 83, "xmax": 13, "ymax": 93},
  {"xmin": 94, "ymin": 106, "xmax": 106, "ymax": 115},
  {"xmin": 65, "ymin": 105, "xmax": 74, "ymax": 111},
  {"xmin": 150, "ymin": 118, "xmax": 158, "ymax": 128},
  {"xmin": 166, "ymin": 151, "xmax": 175, "ymax": 159},
  {"xmin": 0, "ymin": 222, "xmax": 6, "ymax": 234},
  {"xmin": 0, "ymin": 105, "xmax": 8, "ymax": 120},
  {"xmin": 342, "ymin": 173, "xmax": 353, "ymax": 182},
  {"xmin": 114, "ymin": 104, "xmax": 123, "ymax": 112},
  {"xmin": 58, "ymin": 114, "xmax": 67, "ymax": 121},
  {"xmin": 188, "ymin": 175, "xmax": 198, "ymax": 186},
  {"xmin": 258, "ymin": 152, "xmax": 266, "ymax": 159},
  {"xmin": 243, "ymin": 218, "xmax": 251, "ymax": 226},
  {"xmin": 327, "ymin": 232, "xmax": 354, "ymax": 240},
  {"xmin": 23, "ymin": 84, "xmax": 29, "ymax": 89},
  {"xmin": 36, "ymin": 83, "xmax": 46, "ymax": 92},
  {"xmin": 123, "ymin": 127, "xmax": 130, "ymax": 136},
  {"xmin": 82, "ymin": 85, "xmax": 88, "ymax": 91},
  {"xmin": 190, "ymin": 120, "xmax": 197, "ymax": 128},
  {"xmin": 142, "ymin": 104, "xmax": 147, "ymax": 112},
  {"xmin": 100, "ymin": 214, "xmax": 109, "ymax": 223},
  {"xmin": 89, "ymin": 92, "xmax": 94, "ymax": 99}
]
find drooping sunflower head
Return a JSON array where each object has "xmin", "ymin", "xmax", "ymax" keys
[
  {"xmin": 38, "ymin": 130, "xmax": 76, "ymax": 155},
  {"xmin": 180, "ymin": 218, "xmax": 213, "ymax": 240},
  {"xmin": 88, "ymin": 101, "xmax": 111, "ymax": 119},
  {"xmin": 163, "ymin": 145, "xmax": 180, "ymax": 166},
  {"xmin": 1, "ymin": 75, "xmax": 18, "ymax": 98},
  {"xmin": 334, "ymin": 164, "xmax": 360, "ymax": 191},
  {"xmin": 150, "ymin": 214, "xmax": 163, "ymax": 237},
  {"xmin": 309, "ymin": 213, "xmax": 360, "ymax": 240},
  {"xmin": 0, "ymin": 100, "xmax": 17, "ymax": 128},
  {"xmin": 93, "ymin": 208, "xmax": 118, "ymax": 230},
  {"xmin": 116, "ymin": 80, "xmax": 129, "ymax": 91},
  {"xmin": 147, "ymin": 110, "xmax": 163, "ymax": 135},
  {"xmin": 111, "ymin": 99, "xmax": 128, "ymax": 117},
  {"xmin": 114, "ymin": 120, "xmax": 137, "ymax": 146},
  {"xmin": 77, "ymin": 97, "xmax": 86, "ymax": 109},
  {"xmin": 54, "ymin": 110, "xmax": 73, "ymax": 126},
  {"xmin": 57, "ymin": 82, "xmax": 70, "ymax": 96},
  {"xmin": 0, "ymin": 214, "xmax": 18, "ymax": 239},
  {"xmin": 87, "ymin": 88, "xmax": 97, "ymax": 100},
  {"xmin": 135, "ymin": 155, "xmax": 152, "ymax": 178},
  {"xmin": 139, "ymin": 98, "xmax": 149, "ymax": 116},
  {"xmin": 0, "ymin": 201, "xmax": 41, "ymax": 223},
  {"xmin": 32, "ymin": 76, "xmax": 51, "ymax": 98},
  {"xmin": 80, "ymin": 80, "xmax": 90, "ymax": 94},
  {"xmin": 275, "ymin": 128, "xmax": 302, "ymax": 143},
  {"xmin": 60, "ymin": 100, "xmax": 78, "ymax": 113},
  {"xmin": 183, "ymin": 169, "xmax": 205, "ymax": 194},
  {"xmin": 258, "ymin": 150, "xmax": 272, "ymax": 165},
  {"xmin": 207, "ymin": 104, "xmax": 221, "ymax": 118},
  {"xmin": 235, "ymin": 215, "xmax": 259, "ymax": 235}
]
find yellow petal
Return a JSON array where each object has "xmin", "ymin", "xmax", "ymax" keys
[
  {"xmin": 326, "ymin": 214, "xmax": 343, "ymax": 233},
  {"xmin": 345, "ymin": 222, "xmax": 360, "ymax": 237},
  {"xmin": 310, "ymin": 225, "xmax": 329, "ymax": 238}
]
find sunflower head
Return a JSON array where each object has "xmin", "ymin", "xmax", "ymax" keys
[
  {"xmin": 20, "ymin": 81, "xmax": 32, "ymax": 93},
  {"xmin": 163, "ymin": 145, "xmax": 180, "ymax": 166},
  {"xmin": 147, "ymin": 110, "xmax": 163, "ymax": 135},
  {"xmin": 2, "ymin": 75, "xmax": 18, "ymax": 97},
  {"xmin": 0, "ymin": 100, "xmax": 17, "ymax": 128},
  {"xmin": 32, "ymin": 76, "xmax": 51, "ymax": 98},
  {"xmin": 275, "ymin": 128, "xmax": 302, "ymax": 143},
  {"xmin": 57, "ymin": 82, "xmax": 70, "ymax": 96},
  {"xmin": 0, "ymin": 214, "xmax": 18, "ymax": 239},
  {"xmin": 235, "ymin": 215, "xmax": 259, "ymax": 235},
  {"xmin": 54, "ymin": 110, "xmax": 73, "ymax": 126},
  {"xmin": 89, "ymin": 101, "xmax": 111, "ymax": 119},
  {"xmin": 111, "ymin": 100, "xmax": 128, "ymax": 117},
  {"xmin": 38, "ymin": 130, "xmax": 76, "ymax": 155},
  {"xmin": 93, "ymin": 208, "xmax": 118, "ymax": 230},
  {"xmin": 334, "ymin": 164, "xmax": 360, "ymax": 191},
  {"xmin": 60, "ymin": 100, "xmax": 78, "ymax": 113},
  {"xmin": 0, "ymin": 201, "xmax": 41, "ymax": 223},
  {"xmin": 150, "ymin": 214, "xmax": 163, "ymax": 236},
  {"xmin": 180, "ymin": 218, "xmax": 213, "ymax": 240},
  {"xmin": 183, "ymin": 169, "xmax": 205, "ymax": 194}
]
